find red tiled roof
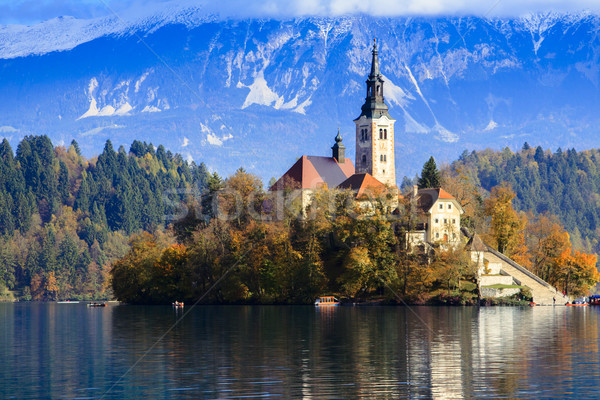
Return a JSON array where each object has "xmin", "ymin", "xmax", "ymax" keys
[
  {"xmin": 337, "ymin": 173, "xmax": 386, "ymax": 198},
  {"xmin": 270, "ymin": 155, "xmax": 355, "ymax": 191},
  {"xmin": 437, "ymin": 188, "xmax": 455, "ymax": 199},
  {"xmin": 407, "ymin": 187, "xmax": 461, "ymax": 213}
]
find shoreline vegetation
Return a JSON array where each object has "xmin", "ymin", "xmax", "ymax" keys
[{"xmin": 0, "ymin": 136, "xmax": 598, "ymax": 304}]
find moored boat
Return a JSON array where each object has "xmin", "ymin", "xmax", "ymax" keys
[
  {"xmin": 87, "ymin": 302, "xmax": 106, "ymax": 307},
  {"xmin": 589, "ymin": 295, "xmax": 600, "ymax": 305},
  {"xmin": 172, "ymin": 301, "xmax": 184, "ymax": 308},
  {"xmin": 314, "ymin": 296, "xmax": 340, "ymax": 307}
]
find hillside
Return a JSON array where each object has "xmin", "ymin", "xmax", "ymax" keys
[
  {"xmin": 0, "ymin": 135, "xmax": 209, "ymax": 300},
  {"xmin": 449, "ymin": 145, "xmax": 600, "ymax": 252}
]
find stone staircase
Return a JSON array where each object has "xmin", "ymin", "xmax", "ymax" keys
[{"xmin": 483, "ymin": 249, "xmax": 570, "ymax": 305}]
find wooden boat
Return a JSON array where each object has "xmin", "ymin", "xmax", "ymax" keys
[
  {"xmin": 87, "ymin": 302, "xmax": 106, "ymax": 307},
  {"xmin": 172, "ymin": 301, "xmax": 184, "ymax": 308},
  {"xmin": 57, "ymin": 301, "xmax": 79, "ymax": 304},
  {"xmin": 566, "ymin": 302, "xmax": 588, "ymax": 307},
  {"xmin": 314, "ymin": 296, "xmax": 340, "ymax": 307}
]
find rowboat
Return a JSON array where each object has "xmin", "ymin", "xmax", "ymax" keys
[
  {"xmin": 172, "ymin": 301, "xmax": 184, "ymax": 308},
  {"xmin": 314, "ymin": 296, "xmax": 340, "ymax": 307}
]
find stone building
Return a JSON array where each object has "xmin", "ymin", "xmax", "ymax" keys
[{"xmin": 405, "ymin": 186, "xmax": 464, "ymax": 248}]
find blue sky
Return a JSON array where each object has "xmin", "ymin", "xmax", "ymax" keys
[{"xmin": 1, "ymin": 0, "xmax": 599, "ymax": 25}]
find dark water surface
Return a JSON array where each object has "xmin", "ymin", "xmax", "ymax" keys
[{"xmin": 1, "ymin": 303, "xmax": 599, "ymax": 399}]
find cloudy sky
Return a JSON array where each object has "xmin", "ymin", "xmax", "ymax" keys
[{"xmin": 1, "ymin": 0, "xmax": 599, "ymax": 25}]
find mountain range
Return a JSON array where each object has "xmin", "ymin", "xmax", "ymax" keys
[{"xmin": 1, "ymin": 5, "xmax": 600, "ymax": 181}]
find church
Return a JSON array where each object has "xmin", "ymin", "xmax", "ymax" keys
[
  {"xmin": 270, "ymin": 40, "xmax": 466, "ymax": 245},
  {"xmin": 270, "ymin": 40, "xmax": 395, "ymax": 206},
  {"xmin": 271, "ymin": 39, "xmax": 463, "ymax": 244},
  {"xmin": 269, "ymin": 40, "xmax": 571, "ymax": 305}
]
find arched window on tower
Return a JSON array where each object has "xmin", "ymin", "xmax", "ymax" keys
[
  {"xmin": 362, "ymin": 154, "xmax": 367, "ymax": 164},
  {"xmin": 377, "ymin": 85, "xmax": 380, "ymax": 95},
  {"xmin": 379, "ymin": 129, "xmax": 383, "ymax": 139},
  {"xmin": 384, "ymin": 129, "xmax": 387, "ymax": 139}
]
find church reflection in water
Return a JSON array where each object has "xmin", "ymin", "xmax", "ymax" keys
[{"xmin": 2, "ymin": 302, "xmax": 595, "ymax": 399}]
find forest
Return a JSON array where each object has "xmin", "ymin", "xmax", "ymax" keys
[
  {"xmin": 0, "ymin": 136, "xmax": 598, "ymax": 304},
  {"xmin": 447, "ymin": 144, "xmax": 600, "ymax": 253},
  {"xmin": 0, "ymin": 136, "xmax": 209, "ymax": 301}
]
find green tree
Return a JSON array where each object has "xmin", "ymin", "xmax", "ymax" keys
[{"xmin": 418, "ymin": 156, "xmax": 441, "ymax": 188}]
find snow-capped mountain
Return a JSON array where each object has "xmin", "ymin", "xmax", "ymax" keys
[{"xmin": 1, "ymin": 7, "xmax": 600, "ymax": 181}]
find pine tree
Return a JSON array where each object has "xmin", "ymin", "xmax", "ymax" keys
[
  {"xmin": 418, "ymin": 156, "xmax": 441, "ymax": 189},
  {"xmin": 70, "ymin": 139, "xmax": 81, "ymax": 156}
]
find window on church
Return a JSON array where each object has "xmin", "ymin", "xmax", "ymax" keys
[
  {"xmin": 448, "ymin": 204, "xmax": 452, "ymax": 209},
  {"xmin": 444, "ymin": 218, "xmax": 448, "ymax": 224},
  {"xmin": 384, "ymin": 129, "xmax": 387, "ymax": 139},
  {"xmin": 435, "ymin": 218, "xmax": 439, "ymax": 224},
  {"xmin": 452, "ymin": 219, "xmax": 456, "ymax": 224},
  {"xmin": 362, "ymin": 154, "xmax": 367, "ymax": 164},
  {"xmin": 439, "ymin": 204, "xmax": 443, "ymax": 209},
  {"xmin": 379, "ymin": 129, "xmax": 383, "ymax": 139},
  {"xmin": 435, "ymin": 232, "xmax": 439, "ymax": 238},
  {"xmin": 377, "ymin": 85, "xmax": 380, "ymax": 95},
  {"xmin": 384, "ymin": 155, "xmax": 387, "ymax": 162}
]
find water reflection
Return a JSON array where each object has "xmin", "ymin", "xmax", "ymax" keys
[{"xmin": 1, "ymin": 304, "xmax": 600, "ymax": 399}]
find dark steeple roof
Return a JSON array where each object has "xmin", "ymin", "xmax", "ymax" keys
[
  {"xmin": 369, "ymin": 39, "xmax": 381, "ymax": 78},
  {"xmin": 355, "ymin": 39, "xmax": 392, "ymax": 120},
  {"xmin": 331, "ymin": 128, "xmax": 346, "ymax": 163}
]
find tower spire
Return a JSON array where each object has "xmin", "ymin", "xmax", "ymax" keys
[
  {"xmin": 369, "ymin": 38, "xmax": 380, "ymax": 78},
  {"xmin": 332, "ymin": 128, "xmax": 345, "ymax": 163}
]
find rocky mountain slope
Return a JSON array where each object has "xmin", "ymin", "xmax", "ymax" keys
[{"xmin": 1, "ymin": 7, "xmax": 599, "ymax": 181}]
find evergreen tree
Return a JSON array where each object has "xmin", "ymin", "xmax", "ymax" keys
[
  {"xmin": 418, "ymin": 156, "xmax": 441, "ymax": 188},
  {"xmin": 70, "ymin": 140, "xmax": 82, "ymax": 156},
  {"xmin": 58, "ymin": 160, "xmax": 69, "ymax": 202}
]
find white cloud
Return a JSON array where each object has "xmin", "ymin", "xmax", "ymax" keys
[
  {"xmin": 0, "ymin": 125, "xmax": 18, "ymax": 133},
  {"xmin": 484, "ymin": 120, "xmax": 499, "ymax": 131},
  {"xmin": 182, "ymin": 137, "xmax": 189, "ymax": 147},
  {"xmin": 188, "ymin": 0, "xmax": 600, "ymax": 17},
  {"xmin": 206, "ymin": 132, "xmax": 223, "ymax": 146},
  {"xmin": 3, "ymin": 0, "xmax": 599, "ymax": 27},
  {"xmin": 80, "ymin": 123, "xmax": 124, "ymax": 137}
]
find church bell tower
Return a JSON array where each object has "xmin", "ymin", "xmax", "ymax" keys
[{"xmin": 354, "ymin": 39, "xmax": 396, "ymax": 186}]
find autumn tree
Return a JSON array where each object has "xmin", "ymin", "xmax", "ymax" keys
[
  {"xmin": 552, "ymin": 249, "xmax": 599, "ymax": 297},
  {"xmin": 525, "ymin": 213, "xmax": 571, "ymax": 281},
  {"xmin": 484, "ymin": 185, "xmax": 526, "ymax": 255},
  {"xmin": 335, "ymin": 207, "xmax": 398, "ymax": 299}
]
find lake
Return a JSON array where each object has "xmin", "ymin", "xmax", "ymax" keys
[{"xmin": 0, "ymin": 303, "xmax": 598, "ymax": 399}]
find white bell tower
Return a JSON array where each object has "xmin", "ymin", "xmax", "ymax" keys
[{"xmin": 354, "ymin": 39, "xmax": 396, "ymax": 186}]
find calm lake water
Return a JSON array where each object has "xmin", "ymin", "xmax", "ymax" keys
[{"xmin": 0, "ymin": 303, "xmax": 599, "ymax": 399}]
